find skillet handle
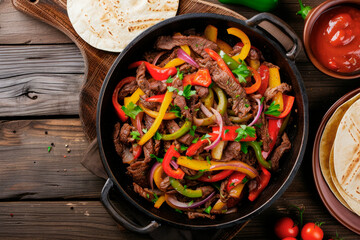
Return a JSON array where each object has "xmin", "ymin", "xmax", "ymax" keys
[
  {"xmin": 101, "ymin": 178, "xmax": 160, "ymax": 234},
  {"xmin": 245, "ymin": 13, "xmax": 302, "ymax": 61}
]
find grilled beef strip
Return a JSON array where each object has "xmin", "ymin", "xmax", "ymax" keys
[
  {"xmin": 136, "ymin": 62, "xmax": 152, "ymax": 96},
  {"xmin": 118, "ymin": 80, "xmax": 138, "ymax": 99},
  {"xmin": 264, "ymin": 83, "xmax": 292, "ymax": 103},
  {"xmin": 113, "ymin": 123, "xmax": 124, "ymax": 156},
  {"xmin": 186, "ymin": 212, "xmax": 215, "ymax": 220},
  {"xmin": 195, "ymin": 85, "xmax": 209, "ymax": 98},
  {"xmin": 127, "ymin": 160, "xmax": 150, "ymax": 187},
  {"xmin": 270, "ymin": 133, "xmax": 291, "ymax": 171},
  {"xmin": 220, "ymin": 142, "xmax": 241, "ymax": 161},
  {"xmin": 119, "ymin": 123, "xmax": 136, "ymax": 144}
]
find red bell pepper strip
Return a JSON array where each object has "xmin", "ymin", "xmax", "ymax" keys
[
  {"xmin": 145, "ymin": 94, "xmax": 165, "ymax": 103},
  {"xmin": 257, "ymin": 65, "xmax": 269, "ymax": 95},
  {"xmin": 277, "ymin": 95, "xmax": 295, "ymax": 119},
  {"xmin": 183, "ymin": 73, "xmax": 195, "ymax": 86},
  {"xmin": 128, "ymin": 61, "xmax": 145, "ymax": 69},
  {"xmin": 211, "ymin": 126, "xmax": 257, "ymax": 142},
  {"xmin": 162, "ymin": 144, "xmax": 184, "ymax": 179},
  {"xmin": 226, "ymin": 172, "xmax": 246, "ymax": 192},
  {"xmin": 186, "ymin": 139, "xmax": 209, "ymax": 157},
  {"xmin": 262, "ymin": 118, "xmax": 283, "ymax": 159},
  {"xmin": 144, "ymin": 62, "xmax": 177, "ymax": 81},
  {"xmin": 192, "ymin": 68, "xmax": 212, "ymax": 87},
  {"xmin": 112, "ymin": 76, "xmax": 136, "ymax": 122},
  {"xmin": 248, "ymin": 166, "xmax": 271, "ymax": 201},
  {"xmin": 204, "ymin": 48, "xmax": 237, "ymax": 82},
  {"xmin": 244, "ymin": 66, "xmax": 262, "ymax": 94},
  {"xmin": 132, "ymin": 144, "xmax": 142, "ymax": 160},
  {"xmin": 198, "ymin": 170, "xmax": 234, "ymax": 182}
]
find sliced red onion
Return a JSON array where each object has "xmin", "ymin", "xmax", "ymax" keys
[
  {"xmin": 136, "ymin": 112, "xmax": 144, "ymax": 136},
  {"xmin": 200, "ymin": 103, "xmax": 213, "ymax": 118},
  {"xmin": 225, "ymin": 208, "xmax": 238, "ymax": 214},
  {"xmin": 177, "ymin": 48, "xmax": 199, "ymax": 68},
  {"xmin": 149, "ymin": 162, "xmax": 161, "ymax": 190},
  {"xmin": 122, "ymin": 147, "xmax": 134, "ymax": 164},
  {"xmin": 209, "ymin": 162, "xmax": 258, "ymax": 179},
  {"xmin": 248, "ymin": 98, "xmax": 262, "ymax": 127},
  {"xmin": 167, "ymin": 191, "xmax": 215, "ymax": 210},
  {"xmin": 204, "ymin": 108, "xmax": 223, "ymax": 151},
  {"xmin": 170, "ymin": 160, "xmax": 179, "ymax": 170},
  {"xmin": 152, "ymin": 51, "xmax": 166, "ymax": 65}
]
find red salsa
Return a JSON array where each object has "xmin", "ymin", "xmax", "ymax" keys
[{"xmin": 311, "ymin": 5, "xmax": 360, "ymax": 73}]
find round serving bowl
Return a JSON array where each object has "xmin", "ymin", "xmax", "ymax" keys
[
  {"xmin": 97, "ymin": 13, "xmax": 309, "ymax": 233},
  {"xmin": 303, "ymin": 0, "xmax": 360, "ymax": 79}
]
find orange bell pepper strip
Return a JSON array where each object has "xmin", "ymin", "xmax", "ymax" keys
[
  {"xmin": 244, "ymin": 66, "xmax": 262, "ymax": 94},
  {"xmin": 227, "ymin": 27, "xmax": 251, "ymax": 62},
  {"xmin": 192, "ymin": 68, "xmax": 212, "ymax": 87},
  {"xmin": 112, "ymin": 76, "xmax": 136, "ymax": 122},
  {"xmin": 248, "ymin": 166, "xmax": 271, "ymax": 201},
  {"xmin": 154, "ymin": 195, "xmax": 166, "ymax": 209},
  {"xmin": 257, "ymin": 65, "xmax": 270, "ymax": 95},
  {"xmin": 216, "ymin": 39, "xmax": 233, "ymax": 55},
  {"xmin": 204, "ymin": 48, "xmax": 237, "ymax": 82},
  {"xmin": 204, "ymin": 25, "xmax": 218, "ymax": 42}
]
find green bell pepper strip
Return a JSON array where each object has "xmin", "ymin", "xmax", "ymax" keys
[
  {"xmin": 201, "ymin": 88, "xmax": 214, "ymax": 109},
  {"xmin": 161, "ymin": 120, "xmax": 192, "ymax": 141},
  {"xmin": 228, "ymin": 114, "xmax": 253, "ymax": 123},
  {"xmin": 218, "ymin": 0, "xmax": 278, "ymax": 12},
  {"xmin": 247, "ymin": 141, "xmax": 272, "ymax": 170},
  {"xmin": 193, "ymin": 86, "xmax": 227, "ymax": 126},
  {"xmin": 219, "ymin": 50, "xmax": 239, "ymax": 70},
  {"xmin": 185, "ymin": 171, "xmax": 205, "ymax": 180},
  {"xmin": 169, "ymin": 177, "xmax": 203, "ymax": 198}
]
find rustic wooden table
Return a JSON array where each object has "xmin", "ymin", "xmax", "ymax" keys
[{"xmin": 0, "ymin": 0, "xmax": 359, "ymax": 239}]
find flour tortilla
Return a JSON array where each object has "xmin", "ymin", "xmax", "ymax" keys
[
  {"xmin": 67, "ymin": 0, "xmax": 179, "ymax": 52},
  {"xmin": 333, "ymin": 98, "xmax": 360, "ymax": 205},
  {"xmin": 319, "ymin": 93, "xmax": 360, "ymax": 211}
]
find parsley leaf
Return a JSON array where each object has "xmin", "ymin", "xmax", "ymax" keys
[
  {"xmin": 121, "ymin": 102, "xmax": 143, "ymax": 119},
  {"xmin": 153, "ymin": 131, "xmax": 162, "ymax": 140},
  {"xmin": 184, "ymin": 106, "xmax": 189, "ymax": 110},
  {"xmin": 142, "ymin": 128, "xmax": 148, "ymax": 134},
  {"xmin": 224, "ymin": 129, "xmax": 229, "ymax": 134},
  {"xmin": 208, "ymin": 82, "xmax": 214, "ymax": 89},
  {"xmin": 264, "ymin": 101, "xmax": 281, "ymax": 116},
  {"xmin": 245, "ymin": 104, "xmax": 249, "ymax": 108},
  {"xmin": 188, "ymin": 200, "xmax": 194, "ymax": 206},
  {"xmin": 230, "ymin": 182, "xmax": 235, "ymax": 187},
  {"xmin": 178, "ymin": 85, "xmax": 196, "ymax": 99},
  {"xmin": 166, "ymin": 76, "xmax": 173, "ymax": 83},
  {"xmin": 192, "ymin": 137, "xmax": 199, "ymax": 144},
  {"xmin": 189, "ymin": 125, "xmax": 197, "ymax": 136},
  {"xmin": 241, "ymin": 142, "xmax": 248, "ymax": 154},
  {"xmin": 180, "ymin": 145, "xmax": 188, "ymax": 151},
  {"xmin": 150, "ymin": 154, "xmax": 163, "ymax": 163},
  {"xmin": 169, "ymin": 104, "xmax": 182, "ymax": 118},
  {"xmin": 234, "ymin": 125, "xmax": 256, "ymax": 142},
  {"xmin": 241, "ymin": 177, "xmax": 249, "ymax": 184},
  {"xmin": 204, "ymin": 206, "xmax": 212, "ymax": 214},
  {"xmin": 175, "ymin": 209, "xmax": 183, "ymax": 213},
  {"xmin": 201, "ymin": 133, "xmax": 211, "ymax": 140},
  {"xmin": 232, "ymin": 60, "xmax": 250, "ymax": 84},
  {"xmin": 167, "ymin": 86, "xmax": 177, "ymax": 92},
  {"xmin": 206, "ymin": 156, "xmax": 211, "ymax": 165},
  {"xmin": 152, "ymin": 193, "xmax": 159, "ymax": 203},
  {"xmin": 176, "ymin": 68, "xmax": 184, "ymax": 80},
  {"xmin": 130, "ymin": 131, "xmax": 141, "ymax": 140},
  {"xmin": 260, "ymin": 97, "xmax": 265, "ymax": 105}
]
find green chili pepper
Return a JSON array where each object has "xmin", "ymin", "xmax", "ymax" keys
[
  {"xmin": 201, "ymin": 88, "xmax": 214, "ymax": 109},
  {"xmin": 297, "ymin": 0, "xmax": 312, "ymax": 20},
  {"xmin": 169, "ymin": 177, "xmax": 203, "ymax": 198},
  {"xmin": 194, "ymin": 86, "xmax": 227, "ymax": 126},
  {"xmin": 161, "ymin": 120, "xmax": 192, "ymax": 140},
  {"xmin": 219, "ymin": 50, "xmax": 239, "ymax": 70},
  {"xmin": 218, "ymin": 0, "xmax": 278, "ymax": 12},
  {"xmin": 185, "ymin": 171, "xmax": 205, "ymax": 180},
  {"xmin": 247, "ymin": 141, "xmax": 272, "ymax": 170}
]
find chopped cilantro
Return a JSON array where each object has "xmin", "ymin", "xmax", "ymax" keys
[
  {"xmin": 192, "ymin": 137, "xmax": 199, "ymax": 144},
  {"xmin": 241, "ymin": 142, "xmax": 249, "ymax": 154},
  {"xmin": 187, "ymin": 156, "xmax": 193, "ymax": 160},
  {"xmin": 142, "ymin": 128, "xmax": 148, "ymax": 134},
  {"xmin": 204, "ymin": 206, "xmax": 212, "ymax": 214},
  {"xmin": 254, "ymin": 123, "xmax": 263, "ymax": 128},
  {"xmin": 130, "ymin": 131, "xmax": 141, "ymax": 140},
  {"xmin": 152, "ymin": 193, "xmax": 159, "ymax": 203},
  {"xmin": 146, "ymin": 193, "xmax": 150, "ymax": 199},
  {"xmin": 206, "ymin": 156, "xmax": 211, "ymax": 165},
  {"xmin": 208, "ymin": 82, "xmax": 214, "ymax": 89},
  {"xmin": 224, "ymin": 129, "xmax": 229, "ymax": 134},
  {"xmin": 169, "ymin": 104, "xmax": 182, "ymax": 118},
  {"xmin": 189, "ymin": 125, "xmax": 197, "ymax": 136},
  {"xmin": 184, "ymin": 185, "xmax": 187, "ymax": 190},
  {"xmin": 184, "ymin": 106, "xmax": 189, "ymax": 110},
  {"xmin": 232, "ymin": 60, "xmax": 250, "ymax": 84},
  {"xmin": 150, "ymin": 154, "xmax": 163, "ymax": 163},
  {"xmin": 188, "ymin": 200, "xmax": 194, "ymax": 206},
  {"xmin": 230, "ymin": 182, "xmax": 235, "ymax": 187},
  {"xmin": 121, "ymin": 102, "xmax": 143, "ymax": 119},
  {"xmin": 178, "ymin": 85, "xmax": 196, "ymax": 99},
  {"xmin": 260, "ymin": 97, "xmax": 265, "ymax": 105},
  {"xmin": 180, "ymin": 145, "xmax": 188, "ymax": 151},
  {"xmin": 175, "ymin": 209, "xmax": 183, "ymax": 213},
  {"xmin": 234, "ymin": 125, "xmax": 256, "ymax": 142},
  {"xmin": 235, "ymin": 95, "xmax": 240, "ymax": 98},
  {"xmin": 47, "ymin": 146, "xmax": 52, "ymax": 152},
  {"xmin": 176, "ymin": 68, "xmax": 184, "ymax": 80},
  {"xmin": 166, "ymin": 76, "xmax": 173, "ymax": 83},
  {"xmin": 264, "ymin": 101, "xmax": 281, "ymax": 116},
  {"xmin": 245, "ymin": 104, "xmax": 249, "ymax": 108},
  {"xmin": 241, "ymin": 177, "xmax": 249, "ymax": 184},
  {"xmin": 201, "ymin": 133, "xmax": 211, "ymax": 140},
  {"xmin": 153, "ymin": 131, "xmax": 162, "ymax": 140},
  {"xmin": 167, "ymin": 86, "xmax": 177, "ymax": 92}
]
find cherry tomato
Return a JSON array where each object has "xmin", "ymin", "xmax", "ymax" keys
[
  {"xmin": 274, "ymin": 217, "xmax": 299, "ymax": 239},
  {"xmin": 301, "ymin": 222, "xmax": 324, "ymax": 240},
  {"xmin": 282, "ymin": 238, "xmax": 297, "ymax": 240}
]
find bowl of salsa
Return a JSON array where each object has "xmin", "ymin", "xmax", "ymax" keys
[{"xmin": 303, "ymin": 0, "xmax": 360, "ymax": 79}]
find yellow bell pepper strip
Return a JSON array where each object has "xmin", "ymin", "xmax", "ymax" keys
[
  {"xmin": 170, "ymin": 177, "xmax": 203, "ymax": 198},
  {"xmin": 248, "ymin": 166, "xmax": 271, "ymax": 201},
  {"xmin": 144, "ymin": 62, "xmax": 177, "ymax": 81},
  {"xmin": 228, "ymin": 181, "xmax": 247, "ymax": 198},
  {"xmin": 244, "ymin": 66, "xmax": 262, "ymax": 94},
  {"xmin": 216, "ymin": 39, "xmax": 233, "ymax": 55},
  {"xmin": 161, "ymin": 120, "xmax": 192, "ymax": 141},
  {"xmin": 204, "ymin": 24, "xmax": 218, "ymax": 42},
  {"xmin": 227, "ymin": 27, "xmax": 251, "ymax": 62},
  {"xmin": 153, "ymin": 164, "xmax": 165, "ymax": 189},
  {"xmin": 163, "ymin": 45, "xmax": 191, "ymax": 68},
  {"xmin": 123, "ymin": 88, "xmax": 145, "ymax": 107},
  {"xmin": 249, "ymin": 59, "xmax": 260, "ymax": 71},
  {"xmin": 112, "ymin": 76, "xmax": 136, "ymax": 122},
  {"xmin": 162, "ymin": 144, "xmax": 184, "ymax": 179},
  {"xmin": 201, "ymin": 88, "xmax": 214, "ymax": 109},
  {"xmin": 269, "ymin": 67, "xmax": 284, "ymax": 111},
  {"xmin": 139, "ymin": 103, "xmax": 178, "ymax": 120},
  {"xmin": 138, "ymin": 91, "xmax": 173, "ymax": 145},
  {"xmin": 211, "ymin": 199, "xmax": 227, "ymax": 213},
  {"xmin": 177, "ymin": 157, "xmax": 258, "ymax": 179},
  {"xmin": 154, "ymin": 195, "xmax": 166, "ymax": 209}
]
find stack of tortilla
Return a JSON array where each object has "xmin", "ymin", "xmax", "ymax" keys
[
  {"xmin": 67, "ymin": 0, "xmax": 179, "ymax": 52},
  {"xmin": 319, "ymin": 93, "xmax": 360, "ymax": 216}
]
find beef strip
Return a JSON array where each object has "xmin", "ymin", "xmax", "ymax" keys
[
  {"xmin": 179, "ymin": 63, "xmax": 197, "ymax": 74},
  {"xmin": 259, "ymin": 112, "xmax": 271, "ymax": 152},
  {"xmin": 180, "ymin": 166, "xmax": 197, "ymax": 176},
  {"xmin": 136, "ymin": 62, "xmax": 151, "ymax": 96},
  {"xmin": 119, "ymin": 123, "xmax": 135, "ymax": 143},
  {"xmin": 155, "ymin": 35, "xmax": 218, "ymax": 58},
  {"xmin": 113, "ymin": 122, "xmax": 124, "ymax": 156},
  {"xmin": 144, "ymin": 51, "xmax": 161, "ymax": 63},
  {"xmin": 262, "ymin": 61, "xmax": 279, "ymax": 69},
  {"xmin": 264, "ymin": 83, "xmax": 292, "ymax": 103},
  {"xmin": 149, "ymin": 80, "xmax": 167, "ymax": 93},
  {"xmin": 220, "ymin": 142, "xmax": 241, "ymax": 161},
  {"xmin": 133, "ymin": 183, "xmax": 155, "ymax": 202},
  {"xmin": 199, "ymin": 186, "xmax": 214, "ymax": 199},
  {"xmin": 118, "ymin": 80, "xmax": 138, "ymax": 99},
  {"xmin": 127, "ymin": 160, "xmax": 150, "ymax": 187},
  {"xmin": 158, "ymin": 48, "xmax": 177, "ymax": 67},
  {"xmin": 139, "ymin": 96, "xmax": 159, "ymax": 110},
  {"xmin": 240, "ymin": 149, "xmax": 257, "ymax": 167},
  {"xmin": 270, "ymin": 133, "xmax": 291, "ymax": 171},
  {"xmin": 220, "ymin": 179, "xmax": 229, "ymax": 203},
  {"xmin": 174, "ymin": 93, "xmax": 192, "ymax": 120},
  {"xmin": 154, "ymin": 139, "xmax": 161, "ymax": 155},
  {"xmin": 186, "ymin": 212, "xmax": 215, "ymax": 220},
  {"xmin": 159, "ymin": 176, "xmax": 171, "ymax": 191},
  {"xmin": 165, "ymin": 121, "xmax": 194, "ymax": 146},
  {"xmin": 195, "ymin": 86, "xmax": 209, "ymax": 98}
]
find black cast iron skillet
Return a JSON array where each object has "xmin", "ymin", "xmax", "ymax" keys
[{"xmin": 97, "ymin": 13, "xmax": 309, "ymax": 233}]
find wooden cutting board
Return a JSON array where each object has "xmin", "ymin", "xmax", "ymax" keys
[{"xmin": 11, "ymin": 0, "xmax": 246, "ymax": 141}]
